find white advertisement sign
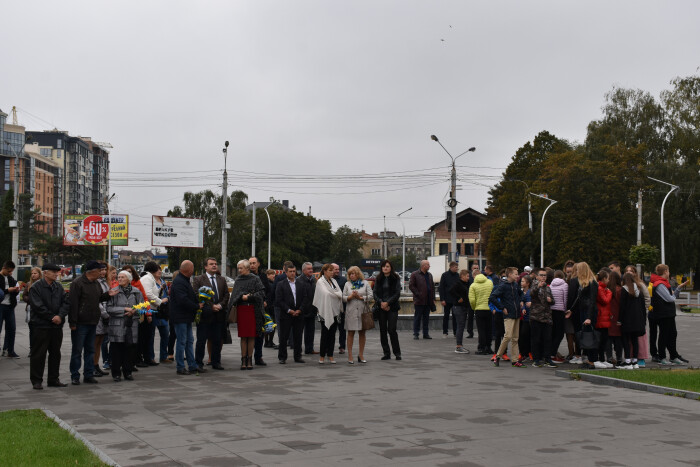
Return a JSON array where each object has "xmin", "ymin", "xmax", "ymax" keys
[{"xmin": 151, "ymin": 216, "xmax": 204, "ymax": 248}]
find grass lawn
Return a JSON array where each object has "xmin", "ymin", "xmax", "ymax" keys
[
  {"xmin": 574, "ymin": 368, "xmax": 700, "ymax": 393},
  {"xmin": 0, "ymin": 409, "xmax": 107, "ymax": 466}
]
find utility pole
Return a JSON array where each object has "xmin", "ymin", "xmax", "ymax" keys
[
  {"xmin": 382, "ymin": 215, "xmax": 387, "ymax": 258},
  {"xmin": 105, "ymin": 194, "xmax": 115, "ymax": 267},
  {"xmin": 430, "ymin": 135, "xmax": 475, "ymax": 262},
  {"xmin": 4, "ymin": 139, "xmax": 22, "ymax": 272},
  {"xmin": 251, "ymin": 206, "xmax": 256, "ymax": 257},
  {"xmin": 221, "ymin": 141, "xmax": 229, "ymax": 276},
  {"xmin": 398, "ymin": 207, "xmax": 412, "ymax": 292}
]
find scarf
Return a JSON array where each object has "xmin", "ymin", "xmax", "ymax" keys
[
  {"xmin": 121, "ymin": 284, "xmax": 133, "ymax": 296},
  {"xmin": 351, "ymin": 279, "xmax": 364, "ymax": 290}
]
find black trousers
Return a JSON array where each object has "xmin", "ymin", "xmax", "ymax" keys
[
  {"xmin": 519, "ymin": 320, "xmax": 531, "ymax": 357},
  {"xmin": 378, "ymin": 309, "xmax": 401, "ymax": 357},
  {"xmin": 278, "ymin": 315, "xmax": 303, "ymax": 361},
  {"xmin": 30, "ymin": 327, "xmax": 63, "ymax": 385},
  {"xmin": 530, "ymin": 320, "xmax": 552, "ymax": 362},
  {"xmin": 442, "ymin": 303, "xmax": 457, "ymax": 335},
  {"xmin": 550, "ymin": 310, "xmax": 566, "ymax": 356},
  {"xmin": 475, "ymin": 310, "xmax": 492, "ymax": 352},
  {"xmin": 137, "ymin": 319, "xmax": 153, "ymax": 363},
  {"xmin": 657, "ymin": 316, "xmax": 679, "ymax": 360},
  {"xmin": 597, "ymin": 328, "xmax": 609, "ymax": 362},
  {"xmin": 167, "ymin": 320, "xmax": 176, "ymax": 355},
  {"xmin": 195, "ymin": 322, "xmax": 223, "ymax": 365},
  {"xmin": 303, "ymin": 315, "xmax": 316, "ymax": 353},
  {"xmin": 649, "ymin": 315, "xmax": 659, "ymax": 356},
  {"xmin": 319, "ymin": 321, "xmax": 338, "ymax": 358},
  {"xmin": 466, "ymin": 308, "xmax": 474, "ymax": 337},
  {"xmin": 623, "ymin": 332, "xmax": 640, "ymax": 359},
  {"xmin": 110, "ymin": 342, "xmax": 136, "ymax": 377},
  {"xmin": 493, "ymin": 313, "xmax": 505, "ymax": 350}
]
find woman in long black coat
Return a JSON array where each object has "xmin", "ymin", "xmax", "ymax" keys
[{"xmin": 619, "ymin": 272, "xmax": 646, "ymax": 365}]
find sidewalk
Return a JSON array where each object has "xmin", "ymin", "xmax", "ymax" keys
[{"xmin": 1, "ymin": 308, "xmax": 699, "ymax": 466}]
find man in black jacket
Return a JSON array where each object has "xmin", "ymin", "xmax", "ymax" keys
[
  {"xmin": 275, "ymin": 264, "xmax": 308, "ymax": 363},
  {"xmin": 439, "ymin": 262, "xmax": 460, "ymax": 338},
  {"xmin": 28, "ymin": 264, "xmax": 69, "ymax": 389},
  {"xmin": 171, "ymin": 260, "xmax": 204, "ymax": 375},
  {"xmin": 298, "ymin": 262, "xmax": 318, "ymax": 355},
  {"xmin": 192, "ymin": 257, "xmax": 229, "ymax": 371},
  {"xmin": 68, "ymin": 261, "xmax": 114, "ymax": 385},
  {"xmin": 0, "ymin": 260, "xmax": 21, "ymax": 358}
]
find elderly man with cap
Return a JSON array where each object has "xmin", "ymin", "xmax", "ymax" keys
[
  {"xmin": 68, "ymin": 260, "xmax": 116, "ymax": 385},
  {"xmin": 28, "ymin": 264, "xmax": 69, "ymax": 390}
]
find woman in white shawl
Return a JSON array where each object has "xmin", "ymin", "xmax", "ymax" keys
[{"xmin": 313, "ymin": 263, "xmax": 343, "ymax": 364}]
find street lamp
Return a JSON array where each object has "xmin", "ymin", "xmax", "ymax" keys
[
  {"xmin": 104, "ymin": 193, "xmax": 115, "ymax": 266},
  {"xmin": 530, "ymin": 193, "xmax": 557, "ymax": 268},
  {"xmin": 397, "ymin": 207, "xmax": 412, "ymax": 292},
  {"xmin": 221, "ymin": 141, "xmax": 229, "ymax": 276},
  {"xmin": 507, "ymin": 178, "xmax": 534, "ymax": 268},
  {"xmin": 431, "ymin": 135, "xmax": 476, "ymax": 262},
  {"xmin": 648, "ymin": 176, "xmax": 679, "ymax": 264},
  {"xmin": 263, "ymin": 198, "xmax": 279, "ymax": 270}
]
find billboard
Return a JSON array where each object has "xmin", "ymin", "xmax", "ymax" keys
[
  {"xmin": 151, "ymin": 216, "xmax": 204, "ymax": 248},
  {"xmin": 63, "ymin": 214, "xmax": 129, "ymax": 246}
]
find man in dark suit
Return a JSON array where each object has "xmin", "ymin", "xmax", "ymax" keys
[
  {"xmin": 275, "ymin": 263, "xmax": 307, "ymax": 364},
  {"xmin": 298, "ymin": 262, "xmax": 318, "ymax": 355},
  {"xmin": 192, "ymin": 257, "xmax": 229, "ymax": 370}
]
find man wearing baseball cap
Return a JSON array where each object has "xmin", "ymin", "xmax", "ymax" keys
[
  {"xmin": 28, "ymin": 264, "xmax": 69, "ymax": 389},
  {"xmin": 68, "ymin": 260, "xmax": 117, "ymax": 385}
]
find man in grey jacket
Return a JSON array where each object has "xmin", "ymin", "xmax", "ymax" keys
[{"xmin": 29, "ymin": 264, "xmax": 69, "ymax": 390}]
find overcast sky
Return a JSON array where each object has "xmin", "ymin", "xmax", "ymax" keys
[{"xmin": 3, "ymin": 1, "xmax": 699, "ymax": 251}]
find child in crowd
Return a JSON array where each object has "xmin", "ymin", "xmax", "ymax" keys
[
  {"xmin": 595, "ymin": 270, "xmax": 613, "ymax": 369},
  {"xmin": 529, "ymin": 268, "xmax": 556, "ymax": 368},
  {"xmin": 606, "ymin": 271, "xmax": 624, "ymax": 366},
  {"xmin": 519, "ymin": 276, "xmax": 532, "ymax": 362}
]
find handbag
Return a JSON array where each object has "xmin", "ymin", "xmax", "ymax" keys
[
  {"xmin": 227, "ymin": 305, "xmax": 238, "ymax": 324},
  {"xmin": 361, "ymin": 288, "xmax": 375, "ymax": 330},
  {"xmin": 576, "ymin": 324, "xmax": 600, "ymax": 350}
]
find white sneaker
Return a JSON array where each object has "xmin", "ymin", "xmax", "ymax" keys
[
  {"xmin": 570, "ymin": 357, "xmax": 582, "ymax": 364},
  {"xmin": 632, "ymin": 364, "xmax": 639, "ymax": 369},
  {"xmin": 605, "ymin": 362, "xmax": 615, "ymax": 368},
  {"xmin": 594, "ymin": 361, "xmax": 607, "ymax": 369}
]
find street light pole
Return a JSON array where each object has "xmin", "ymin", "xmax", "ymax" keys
[
  {"xmin": 105, "ymin": 193, "xmax": 115, "ymax": 267},
  {"xmin": 648, "ymin": 177, "xmax": 679, "ymax": 264},
  {"xmin": 397, "ymin": 207, "xmax": 412, "ymax": 292},
  {"xmin": 263, "ymin": 199, "xmax": 278, "ymax": 270},
  {"xmin": 530, "ymin": 193, "xmax": 557, "ymax": 268},
  {"xmin": 431, "ymin": 135, "xmax": 475, "ymax": 262},
  {"xmin": 221, "ymin": 141, "xmax": 229, "ymax": 276},
  {"xmin": 4, "ymin": 140, "xmax": 23, "ymax": 272}
]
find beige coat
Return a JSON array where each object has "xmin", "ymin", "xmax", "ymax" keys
[{"xmin": 342, "ymin": 280, "xmax": 373, "ymax": 331}]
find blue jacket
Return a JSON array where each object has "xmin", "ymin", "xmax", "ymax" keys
[{"xmin": 489, "ymin": 279, "xmax": 523, "ymax": 320}]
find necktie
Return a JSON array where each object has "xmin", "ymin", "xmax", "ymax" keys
[{"xmin": 210, "ymin": 275, "xmax": 219, "ymax": 303}]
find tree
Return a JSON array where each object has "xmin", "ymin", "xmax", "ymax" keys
[
  {"xmin": 0, "ymin": 190, "xmax": 13, "ymax": 261},
  {"xmin": 388, "ymin": 252, "xmax": 418, "ymax": 273},
  {"xmin": 629, "ymin": 244, "xmax": 659, "ymax": 272},
  {"xmin": 329, "ymin": 225, "xmax": 365, "ymax": 269}
]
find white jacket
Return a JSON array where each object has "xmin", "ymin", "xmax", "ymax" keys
[
  {"xmin": 139, "ymin": 272, "xmax": 163, "ymax": 306},
  {"xmin": 313, "ymin": 276, "xmax": 342, "ymax": 328}
]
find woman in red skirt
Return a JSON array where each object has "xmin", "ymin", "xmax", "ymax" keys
[{"xmin": 229, "ymin": 260, "xmax": 266, "ymax": 370}]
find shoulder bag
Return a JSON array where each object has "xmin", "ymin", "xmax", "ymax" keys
[
  {"xmin": 576, "ymin": 324, "xmax": 600, "ymax": 350},
  {"xmin": 361, "ymin": 285, "xmax": 375, "ymax": 330}
]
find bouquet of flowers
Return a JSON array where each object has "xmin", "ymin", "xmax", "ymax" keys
[
  {"xmin": 133, "ymin": 300, "xmax": 154, "ymax": 322},
  {"xmin": 196, "ymin": 286, "xmax": 215, "ymax": 324},
  {"xmin": 262, "ymin": 313, "xmax": 277, "ymax": 334}
]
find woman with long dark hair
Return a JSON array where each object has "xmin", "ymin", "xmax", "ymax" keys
[{"xmin": 373, "ymin": 260, "xmax": 402, "ymax": 361}]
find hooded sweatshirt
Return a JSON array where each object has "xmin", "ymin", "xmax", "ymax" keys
[
  {"xmin": 595, "ymin": 281, "xmax": 613, "ymax": 329},
  {"xmin": 549, "ymin": 278, "xmax": 568, "ymax": 312}
]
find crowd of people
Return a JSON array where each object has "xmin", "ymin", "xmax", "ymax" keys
[
  {"xmin": 0, "ymin": 254, "xmax": 691, "ymax": 390},
  {"xmin": 432, "ymin": 259, "xmax": 691, "ymax": 370}
]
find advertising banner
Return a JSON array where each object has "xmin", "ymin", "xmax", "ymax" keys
[
  {"xmin": 63, "ymin": 214, "xmax": 129, "ymax": 246},
  {"xmin": 151, "ymin": 216, "xmax": 204, "ymax": 248}
]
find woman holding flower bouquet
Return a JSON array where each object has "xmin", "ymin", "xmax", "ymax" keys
[
  {"xmin": 342, "ymin": 266, "xmax": 373, "ymax": 364},
  {"xmin": 107, "ymin": 270, "xmax": 145, "ymax": 382},
  {"xmin": 229, "ymin": 260, "xmax": 266, "ymax": 370}
]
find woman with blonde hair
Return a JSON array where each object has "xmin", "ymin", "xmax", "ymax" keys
[
  {"xmin": 342, "ymin": 266, "xmax": 373, "ymax": 364},
  {"xmin": 566, "ymin": 262, "xmax": 598, "ymax": 368},
  {"xmin": 313, "ymin": 263, "xmax": 343, "ymax": 364}
]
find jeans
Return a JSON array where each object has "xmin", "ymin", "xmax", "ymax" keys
[
  {"xmin": 69, "ymin": 324, "xmax": 96, "ymax": 380},
  {"xmin": 303, "ymin": 316, "xmax": 316, "ymax": 353},
  {"xmin": 151, "ymin": 318, "xmax": 170, "ymax": 361},
  {"xmin": 378, "ymin": 309, "xmax": 401, "ymax": 357},
  {"xmin": 452, "ymin": 305, "xmax": 467, "ymax": 346},
  {"xmin": 0, "ymin": 304, "xmax": 17, "ymax": 353},
  {"xmin": 101, "ymin": 334, "xmax": 111, "ymax": 365},
  {"xmin": 174, "ymin": 322, "xmax": 196, "ymax": 371},
  {"xmin": 413, "ymin": 305, "xmax": 431, "ymax": 336}
]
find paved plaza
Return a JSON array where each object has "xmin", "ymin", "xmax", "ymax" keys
[{"xmin": 1, "ymin": 308, "xmax": 699, "ymax": 466}]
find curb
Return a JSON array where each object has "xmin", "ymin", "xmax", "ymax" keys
[
  {"xmin": 555, "ymin": 370, "xmax": 700, "ymax": 400},
  {"xmin": 42, "ymin": 409, "xmax": 120, "ymax": 466}
]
